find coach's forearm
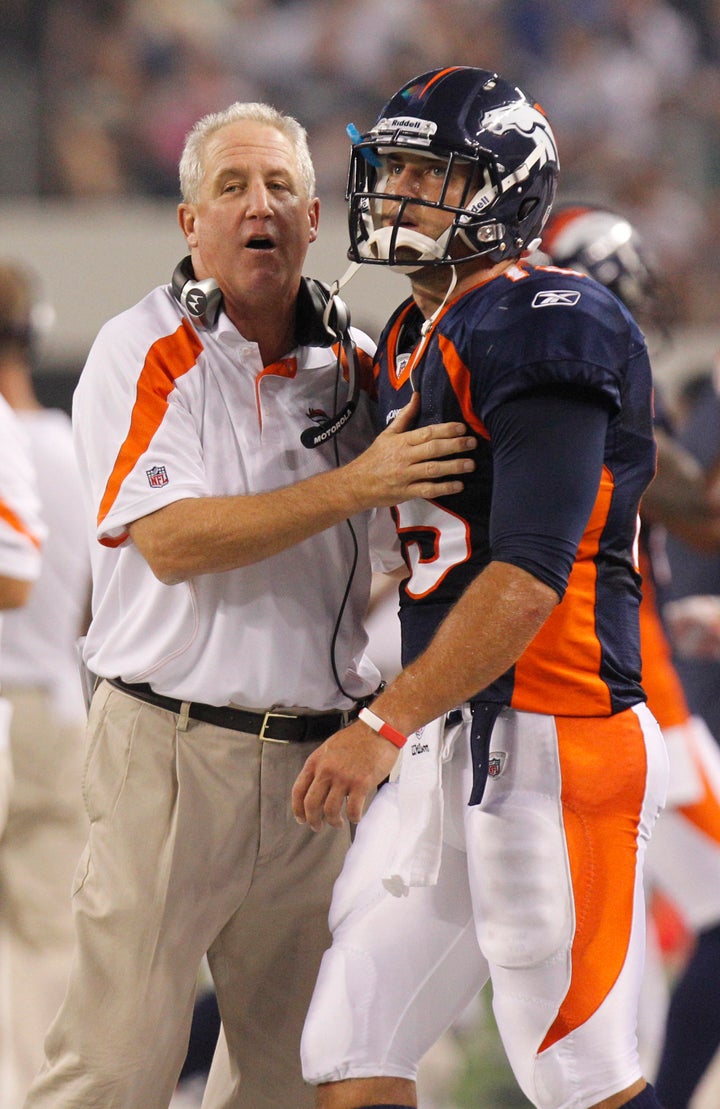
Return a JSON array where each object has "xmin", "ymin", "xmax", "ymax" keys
[
  {"xmin": 128, "ymin": 408, "xmax": 476, "ymax": 584},
  {"xmin": 128, "ymin": 470, "xmax": 372, "ymax": 584}
]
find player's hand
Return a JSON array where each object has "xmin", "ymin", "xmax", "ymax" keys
[
  {"xmin": 346, "ymin": 392, "xmax": 476, "ymax": 510},
  {"xmin": 292, "ymin": 720, "xmax": 400, "ymax": 832}
]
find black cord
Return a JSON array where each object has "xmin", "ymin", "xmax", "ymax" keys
[{"xmin": 327, "ymin": 345, "xmax": 360, "ymax": 701}]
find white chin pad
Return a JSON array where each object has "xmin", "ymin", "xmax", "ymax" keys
[{"xmin": 359, "ymin": 225, "xmax": 447, "ymax": 272}]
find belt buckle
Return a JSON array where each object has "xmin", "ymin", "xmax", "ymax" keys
[{"xmin": 259, "ymin": 710, "xmax": 296, "ymax": 744}]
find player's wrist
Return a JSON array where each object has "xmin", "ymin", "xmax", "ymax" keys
[{"xmin": 358, "ymin": 706, "xmax": 407, "ymax": 748}]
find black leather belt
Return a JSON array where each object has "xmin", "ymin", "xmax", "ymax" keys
[{"xmin": 106, "ymin": 678, "xmax": 361, "ymax": 742}]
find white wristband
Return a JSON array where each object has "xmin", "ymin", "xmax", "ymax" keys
[{"xmin": 358, "ymin": 706, "xmax": 407, "ymax": 748}]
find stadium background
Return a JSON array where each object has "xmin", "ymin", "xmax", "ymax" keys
[{"xmin": 2, "ymin": 2, "xmax": 720, "ymax": 1106}]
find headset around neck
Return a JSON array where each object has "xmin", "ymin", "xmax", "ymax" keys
[{"xmin": 170, "ymin": 256, "xmax": 359, "ymax": 448}]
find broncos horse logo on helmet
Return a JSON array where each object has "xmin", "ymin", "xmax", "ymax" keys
[{"xmin": 346, "ymin": 66, "xmax": 560, "ymax": 271}]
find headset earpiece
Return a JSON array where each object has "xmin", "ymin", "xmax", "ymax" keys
[
  {"xmin": 171, "ymin": 256, "xmax": 223, "ymax": 327},
  {"xmin": 295, "ymin": 278, "xmax": 350, "ymax": 347}
]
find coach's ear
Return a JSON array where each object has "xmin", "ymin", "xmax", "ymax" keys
[
  {"xmin": 307, "ymin": 197, "xmax": 320, "ymax": 245},
  {"xmin": 178, "ymin": 204, "xmax": 198, "ymax": 249}
]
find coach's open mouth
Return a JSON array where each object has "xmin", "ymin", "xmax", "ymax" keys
[{"xmin": 246, "ymin": 236, "xmax": 275, "ymax": 250}]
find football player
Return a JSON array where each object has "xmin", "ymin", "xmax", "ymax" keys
[{"xmin": 294, "ymin": 66, "xmax": 666, "ymax": 1109}]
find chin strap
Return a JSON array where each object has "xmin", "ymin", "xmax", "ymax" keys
[{"xmin": 360, "ymin": 225, "xmax": 451, "ymax": 273}]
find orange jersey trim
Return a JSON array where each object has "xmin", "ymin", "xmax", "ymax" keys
[
  {"xmin": 637, "ymin": 548, "xmax": 689, "ymax": 727},
  {"xmin": 97, "ymin": 319, "xmax": 203, "ymax": 540},
  {"xmin": 0, "ymin": 498, "xmax": 42, "ymax": 551},
  {"xmin": 511, "ymin": 466, "xmax": 615, "ymax": 714},
  {"xmin": 437, "ymin": 333, "xmax": 490, "ymax": 438},
  {"xmin": 540, "ymin": 709, "xmax": 647, "ymax": 1052}
]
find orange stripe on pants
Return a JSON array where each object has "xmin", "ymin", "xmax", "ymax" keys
[{"xmin": 540, "ymin": 710, "xmax": 648, "ymax": 1051}]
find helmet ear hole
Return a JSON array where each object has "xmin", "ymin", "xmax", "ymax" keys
[{"xmin": 519, "ymin": 197, "xmax": 539, "ymax": 220}]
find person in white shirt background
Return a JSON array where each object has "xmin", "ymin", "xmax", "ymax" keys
[{"xmin": 0, "ymin": 259, "xmax": 89, "ymax": 1109}]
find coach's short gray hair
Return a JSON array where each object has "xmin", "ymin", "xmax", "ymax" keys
[{"xmin": 179, "ymin": 102, "xmax": 316, "ymax": 203}]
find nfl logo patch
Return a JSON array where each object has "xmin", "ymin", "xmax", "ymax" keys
[
  {"xmin": 488, "ymin": 752, "xmax": 507, "ymax": 778},
  {"xmin": 146, "ymin": 465, "xmax": 169, "ymax": 488}
]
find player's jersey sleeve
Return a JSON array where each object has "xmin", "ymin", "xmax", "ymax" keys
[
  {"xmin": 469, "ymin": 271, "xmax": 635, "ymax": 421},
  {"xmin": 486, "ymin": 390, "xmax": 610, "ymax": 597},
  {"xmin": 73, "ymin": 289, "xmax": 210, "ymax": 548},
  {"xmin": 0, "ymin": 397, "xmax": 45, "ymax": 581}
]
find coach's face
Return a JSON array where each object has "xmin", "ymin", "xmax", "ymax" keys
[{"xmin": 178, "ymin": 120, "xmax": 319, "ymax": 318}]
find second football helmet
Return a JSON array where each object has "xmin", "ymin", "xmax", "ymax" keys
[
  {"xmin": 541, "ymin": 205, "xmax": 662, "ymax": 323},
  {"xmin": 346, "ymin": 66, "xmax": 560, "ymax": 270}
]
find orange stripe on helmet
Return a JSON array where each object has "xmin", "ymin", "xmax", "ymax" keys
[
  {"xmin": 418, "ymin": 67, "xmax": 466, "ymax": 99},
  {"xmin": 542, "ymin": 206, "xmax": 593, "ymax": 254},
  {"xmin": 97, "ymin": 318, "xmax": 203, "ymax": 533}
]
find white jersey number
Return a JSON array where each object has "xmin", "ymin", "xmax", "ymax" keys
[{"xmin": 396, "ymin": 500, "xmax": 471, "ymax": 599}]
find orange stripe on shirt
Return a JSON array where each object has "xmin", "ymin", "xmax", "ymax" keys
[
  {"xmin": 0, "ymin": 499, "xmax": 42, "ymax": 550},
  {"xmin": 511, "ymin": 466, "xmax": 615, "ymax": 715},
  {"xmin": 539, "ymin": 709, "xmax": 647, "ymax": 1052},
  {"xmin": 97, "ymin": 319, "xmax": 203, "ymax": 534}
]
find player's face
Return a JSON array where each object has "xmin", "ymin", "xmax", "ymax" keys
[
  {"xmin": 376, "ymin": 150, "xmax": 475, "ymax": 245},
  {"xmin": 178, "ymin": 120, "xmax": 319, "ymax": 307}
]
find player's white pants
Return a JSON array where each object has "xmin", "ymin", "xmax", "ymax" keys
[{"xmin": 302, "ymin": 703, "xmax": 668, "ymax": 1109}]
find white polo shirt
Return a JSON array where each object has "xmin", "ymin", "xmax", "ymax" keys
[
  {"xmin": 0, "ymin": 396, "xmax": 45, "ymax": 750},
  {"xmin": 0, "ymin": 408, "xmax": 90, "ymax": 722},
  {"xmin": 74, "ymin": 284, "xmax": 396, "ymax": 710},
  {"xmin": 0, "ymin": 396, "xmax": 44, "ymax": 586}
]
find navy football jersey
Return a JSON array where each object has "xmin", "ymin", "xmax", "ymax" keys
[{"xmin": 375, "ymin": 261, "xmax": 656, "ymax": 715}]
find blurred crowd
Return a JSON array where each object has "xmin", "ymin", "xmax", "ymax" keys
[{"xmin": 2, "ymin": 0, "xmax": 720, "ymax": 326}]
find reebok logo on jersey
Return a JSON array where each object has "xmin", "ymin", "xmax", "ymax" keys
[
  {"xmin": 531, "ymin": 290, "xmax": 581, "ymax": 308},
  {"xmin": 146, "ymin": 465, "xmax": 169, "ymax": 488}
]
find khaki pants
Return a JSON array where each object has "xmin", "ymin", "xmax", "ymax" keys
[
  {"xmin": 0, "ymin": 687, "xmax": 88, "ymax": 1109},
  {"xmin": 24, "ymin": 680, "xmax": 350, "ymax": 1109}
]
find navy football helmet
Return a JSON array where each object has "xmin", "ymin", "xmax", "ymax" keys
[
  {"xmin": 541, "ymin": 205, "xmax": 669, "ymax": 328},
  {"xmin": 346, "ymin": 66, "xmax": 560, "ymax": 270}
]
